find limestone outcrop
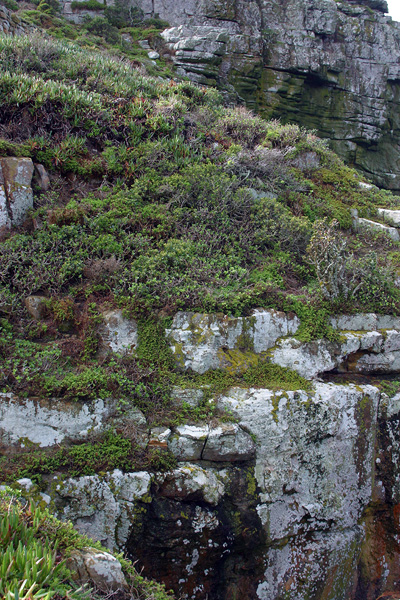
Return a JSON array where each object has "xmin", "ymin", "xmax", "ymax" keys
[
  {"xmin": 125, "ymin": 0, "xmax": 400, "ymax": 190},
  {"xmin": 15, "ymin": 380, "xmax": 399, "ymax": 600}
]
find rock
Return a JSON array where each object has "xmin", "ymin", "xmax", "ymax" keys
[
  {"xmin": 1, "ymin": 157, "xmax": 34, "ymax": 226},
  {"xmin": 167, "ymin": 309, "xmax": 299, "ymax": 373},
  {"xmin": 217, "ymin": 383, "xmax": 380, "ymax": 541},
  {"xmin": 357, "ymin": 218, "xmax": 400, "ymax": 242},
  {"xmin": 330, "ymin": 313, "xmax": 379, "ymax": 331},
  {"xmin": 121, "ymin": 32, "xmax": 133, "ymax": 44},
  {"xmin": 24, "ymin": 295, "xmax": 48, "ymax": 320},
  {"xmin": 353, "ymin": 350, "xmax": 400, "ymax": 374},
  {"xmin": 168, "ymin": 424, "xmax": 209, "ymax": 460},
  {"xmin": 377, "ymin": 208, "xmax": 400, "ymax": 227},
  {"xmin": 148, "ymin": 50, "xmax": 160, "ymax": 59},
  {"xmin": 54, "ymin": 470, "xmax": 152, "ymax": 550},
  {"xmin": 98, "ymin": 309, "xmax": 138, "ymax": 355},
  {"xmin": 66, "ymin": 548, "xmax": 128, "ymax": 592},
  {"xmin": 202, "ymin": 423, "xmax": 256, "ymax": 461},
  {"xmin": 0, "ymin": 393, "xmax": 111, "ymax": 447},
  {"xmin": 157, "ymin": 463, "xmax": 226, "ymax": 505},
  {"xmin": 34, "ymin": 163, "xmax": 50, "ymax": 192},
  {"xmin": 171, "ymin": 386, "xmax": 205, "ymax": 408},
  {"xmin": 0, "ymin": 167, "xmax": 10, "ymax": 231},
  {"xmin": 127, "ymin": 0, "xmax": 400, "ymax": 190}
]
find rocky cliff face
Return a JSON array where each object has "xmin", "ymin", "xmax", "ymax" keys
[
  {"xmin": 127, "ymin": 0, "xmax": 400, "ymax": 191},
  {"xmin": 6, "ymin": 310, "xmax": 400, "ymax": 600}
]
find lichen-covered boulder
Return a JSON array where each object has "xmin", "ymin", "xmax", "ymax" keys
[
  {"xmin": 98, "ymin": 309, "xmax": 138, "ymax": 355},
  {"xmin": 66, "ymin": 548, "xmax": 128, "ymax": 592},
  {"xmin": 167, "ymin": 309, "xmax": 299, "ymax": 373},
  {"xmin": 156, "ymin": 463, "xmax": 226, "ymax": 505},
  {"xmin": 0, "ymin": 157, "xmax": 34, "ymax": 226},
  {"xmin": 202, "ymin": 423, "xmax": 256, "ymax": 461}
]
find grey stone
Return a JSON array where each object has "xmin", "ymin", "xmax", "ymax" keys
[
  {"xmin": 168, "ymin": 424, "xmax": 209, "ymax": 460},
  {"xmin": 157, "ymin": 463, "xmax": 226, "ymax": 505},
  {"xmin": 202, "ymin": 423, "xmax": 256, "ymax": 461},
  {"xmin": 358, "ymin": 217, "xmax": 400, "ymax": 242},
  {"xmin": 98, "ymin": 309, "xmax": 138, "ymax": 355},
  {"xmin": 377, "ymin": 208, "xmax": 400, "ymax": 226},
  {"xmin": 25, "ymin": 295, "xmax": 48, "ymax": 320},
  {"xmin": 0, "ymin": 393, "xmax": 111, "ymax": 447},
  {"xmin": 217, "ymin": 382, "xmax": 380, "ymax": 541},
  {"xmin": 34, "ymin": 163, "xmax": 50, "ymax": 192},
  {"xmin": 148, "ymin": 50, "xmax": 160, "ymax": 59},
  {"xmin": 54, "ymin": 470, "xmax": 152, "ymax": 550},
  {"xmin": 127, "ymin": 0, "xmax": 400, "ymax": 190},
  {"xmin": 65, "ymin": 548, "xmax": 127, "ymax": 592},
  {"xmin": 1, "ymin": 157, "xmax": 34, "ymax": 226},
  {"xmin": 167, "ymin": 310, "xmax": 299, "ymax": 373}
]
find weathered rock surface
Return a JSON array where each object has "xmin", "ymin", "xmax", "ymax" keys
[
  {"xmin": 98, "ymin": 309, "xmax": 138, "ymax": 355},
  {"xmin": 0, "ymin": 4, "xmax": 32, "ymax": 36},
  {"xmin": 0, "ymin": 157, "xmax": 34, "ymax": 231},
  {"xmin": 66, "ymin": 548, "xmax": 128, "ymax": 592},
  {"xmin": 0, "ymin": 393, "xmax": 112, "ymax": 447},
  {"xmin": 127, "ymin": 0, "xmax": 400, "ymax": 190},
  {"xmin": 43, "ymin": 380, "xmax": 400, "ymax": 600},
  {"xmin": 167, "ymin": 309, "xmax": 299, "ymax": 373},
  {"xmin": 54, "ymin": 470, "xmax": 152, "ymax": 550},
  {"xmin": 168, "ymin": 310, "xmax": 400, "ymax": 378},
  {"xmin": 0, "ymin": 393, "xmax": 146, "ymax": 448}
]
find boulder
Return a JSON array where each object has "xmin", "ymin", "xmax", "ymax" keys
[
  {"xmin": 168, "ymin": 424, "xmax": 209, "ymax": 460},
  {"xmin": 55, "ymin": 470, "xmax": 152, "ymax": 550},
  {"xmin": 167, "ymin": 309, "xmax": 299, "ymax": 373},
  {"xmin": 0, "ymin": 157, "xmax": 34, "ymax": 226},
  {"xmin": 98, "ymin": 309, "xmax": 138, "ymax": 355},
  {"xmin": 357, "ymin": 217, "xmax": 400, "ymax": 242},
  {"xmin": 202, "ymin": 423, "xmax": 256, "ymax": 462},
  {"xmin": 34, "ymin": 163, "xmax": 50, "ymax": 192},
  {"xmin": 24, "ymin": 295, "xmax": 48, "ymax": 320},
  {"xmin": 157, "ymin": 463, "xmax": 226, "ymax": 505},
  {"xmin": 66, "ymin": 548, "xmax": 128, "ymax": 592}
]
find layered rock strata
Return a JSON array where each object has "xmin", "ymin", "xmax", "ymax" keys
[{"xmin": 123, "ymin": 0, "xmax": 400, "ymax": 190}]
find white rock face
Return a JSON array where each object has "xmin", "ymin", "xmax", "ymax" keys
[
  {"xmin": 257, "ymin": 528, "xmax": 362, "ymax": 600},
  {"xmin": 99, "ymin": 309, "xmax": 138, "ymax": 355},
  {"xmin": 217, "ymin": 383, "xmax": 380, "ymax": 542},
  {"xmin": 167, "ymin": 311, "xmax": 400, "ymax": 378},
  {"xmin": 0, "ymin": 157, "xmax": 34, "ymax": 230},
  {"xmin": 0, "ymin": 394, "xmax": 110, "ymax": 447},
  {"xmin": 167, "ymin": 310, "xmax": 299, "ymax": 373},
  {"xmin": 377, "ymin": 208, "xmax": 400, "ymax": 226},
  {"xmin": 54, "ymin": 470, "xmax": 152, "ymax": 550},
  {"xmin": 168, "ymin": 422, "xmax": 256, "ymax": 462},
  {"xmin": 202, "ymin": 423, "xmax": 256, "ymax": 461},
  {"xmin": 168, "ymin": 425, "xmax": 209, "ymax": 460},
  {"xmin": 357, "ymin": 217, "xmax": 400, "ymax": 242}
]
